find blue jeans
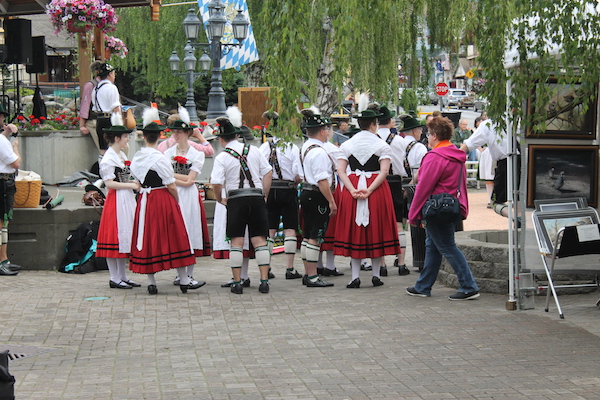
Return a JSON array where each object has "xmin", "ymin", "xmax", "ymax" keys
[{"xmin": 414, "ymin": 221, "xmax": 479, "ymax": 295}]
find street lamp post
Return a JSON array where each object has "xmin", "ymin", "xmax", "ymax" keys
[
  {"xmin": 170, "ymin": 3, "xmax": 249, "ymax": 121},
  {"xmin": 169, "ymin": 43, "xmax": 210, "ymax": 122}
]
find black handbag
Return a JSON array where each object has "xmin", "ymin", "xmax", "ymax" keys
[{"xmin": 421, "ymin": 166, "xmax": 462, "ymax": 224}]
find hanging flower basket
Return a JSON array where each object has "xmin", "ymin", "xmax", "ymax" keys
[
  {"xmin": 46, "ymin": 0, "xmax": 119, "ymax": 36},
  {"xmin": 105, "ymin": 35, "xmax": 128, "ymax": 59}
]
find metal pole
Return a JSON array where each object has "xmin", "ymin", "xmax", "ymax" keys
[
  {"xmin": 506, "ymin": 78, "xmax": 517, "ymax": 308},
  {"xmin": 206, "ymin": 37, "xmax": 226, "ymax": 119},
  {"xmin": 185, "ymin": 60, "xmax": 199, "ymax": 122}
]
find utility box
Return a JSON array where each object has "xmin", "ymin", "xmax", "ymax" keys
[{"xmin": 518, "ymin": 272, "xmax": 536, "ymax": 310}]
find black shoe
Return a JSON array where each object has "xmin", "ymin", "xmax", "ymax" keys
[
  {"xmin": 346, "ymin": 278, "xmax": 361, "ymax": 288},
  {"xmin": 372, "ymin": 276, "xmax": 384, "ymax": 287},
  {"xmin": 188, "ymin": 279, "xmax": 206, "ymax": 290},
  {"xmin": 448, "ymin": 291, "xmax": 480, "ymax": 301},
  {"xmin": 0, "ymin": 264, "xmax": 18, "ymax": 276},
  {"xmin": 302, "ymin": 275, "xmax": 308, "ymax": 286},
  {"xmin": 268, "ymin": 268, "xmax": 275, "ymax": 279},
  {"xmin": 221, "ymin": 278, "xmax": 234, "ymax": 288},
  {"xmin": 317, "ymin": 267, "xmax": 324, "ymax": 275},
  {"xmin": 306, "ymin": 277, "xmax": 334, "ymax": 287},
  {"xmin": 380, "ymin": 266, "xmax": 388, "ymax": 276},
  {"xmin": 322, "ymin": 268, "xmax": 345, "ymax": 277},
  {"xmin": 398, "ymin": 265, "xmax": 410, "ymax": 276},
  {"xmin": 110, "ymin": 280, "xmax": 133, "ymax": 289},
  {"xmin": 3, "ymin": 260, "xmax": 21, "ymax": 271},
  {"xmin": 285, "ymin": 269, "xmax": 303, "ymax": 279},
  {"xmin": 148, "ymin": 285, "xmax": 158, "ymax": 295},
  {"xmin": 123, "ymin": 279, "xmax": 142, "ymax": 287},
  {"xmin": 180, "ymin": 284, "xmax": 189, "ymax": 294},
  {"xmin": 406, "ymin": 287, "xmax": 429, "ymax": 297},
  {"xmin": 230, "ymin": 282, "xmax": 243, "ymax": 294},
  {"xmin": 242, "ymin": 278, "xmax": 251, "ymax": 287},
  {"xmin": 259, "ymin": 281, "xmax": 270, "ymax": 294}
]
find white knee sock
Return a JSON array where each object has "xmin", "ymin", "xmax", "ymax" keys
[
  {"xmin": 117, "ymin": 258, "xmax": 128, "ymax": 281},
  {"xmin": 107, "ymin": 258, "xmax": 120, "ymax": 283},
  {"xmin": 351, "ymin": 258, "xmax": 361, "ymax": 281},
  {"xmin": 241, "ymin": 258, "xmax": 250, "ymax": 280},
  {"xmin": 326, "ymin": 250, "xmax": 336, "ymax": 270},
  {"xmin": 176, "ymin": 267, "xmax": 190, "ymax": 285},
  {"xmin": 147, "ymin": 273, "xmax": 156, "ymax": 285},
  {"xmin": 371, "ymin": 257, "xmax": 382, "ymax": 278},
  {"xmin": 317, "ymin": 251, "xmax": 324, "ymax": 269},
  {"xmin": 187, "ymin": 264, "xmax": 195, "ymax": 279}
]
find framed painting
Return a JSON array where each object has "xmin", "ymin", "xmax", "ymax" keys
[
  {"xmin": 526, "ymin": 79, "xmax": 597, "ymax": 139},
  {"xmin": 527, "ymin": 145, "xmax": 599, "ymax": 208},
  {"xmin": 534, "ymin": 197, "xmax": 587, "ymax": 212},
  {"xmin": 532, "ymin": 209, "xmax": 599, "ymax": 254}
]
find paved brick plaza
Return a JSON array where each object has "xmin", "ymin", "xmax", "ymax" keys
[{"xmin": 2, "ymin": 189, "xmax": 600, "ymax": 399}]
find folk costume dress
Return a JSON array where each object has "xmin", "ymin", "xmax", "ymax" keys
[
  {"xmin": 129, "ymin": 147, "xmax": 195, "ymax": 273},
  {"xmin": 164, "ymin": 145, "xmax": 211, "ymax": 256},
  {"xmin": 333, "ymin": 130, "xmax": 400, "ymax": 259},
  {"xmin": 319, "ymin": 140, "xmax": 342, "ymax": 252},
  {"xmin": 96, "ymin": 147, "xmax": 136, "ymax": 258}
]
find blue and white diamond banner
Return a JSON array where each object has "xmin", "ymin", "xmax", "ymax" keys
[{"xmin": 198, "ymin": 0, "xmax": 260, "ymax": 70}]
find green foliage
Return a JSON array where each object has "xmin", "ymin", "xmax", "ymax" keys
[{"xmin": 400, "ymin": 88, "xmax": 418, "ymax": 113}]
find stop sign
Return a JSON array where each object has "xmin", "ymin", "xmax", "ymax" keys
[{"xmin": 435, "ymin": 82, "xmax": 449, "ymax": 96}]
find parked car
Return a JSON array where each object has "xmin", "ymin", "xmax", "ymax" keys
[
  {"xmin": 429, "ymin": 91, "xmax": 439, "ymax": 105},
  {"xmin": 458, "ymin": 94, "xmax": 474, "ymax": 109},
  {"xmin": 447, "ymin": 89, "xmax": 469, "ymax": 108},
  {"xmin": 474, "ymin": 97, "xmax": 489, "ymax": 112}
]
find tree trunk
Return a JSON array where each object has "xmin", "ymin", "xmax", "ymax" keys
[
  {"xmin": 316, "ymin": 17, "xmax": 338, "ymax": 116},
  {"xmin": 244, "ymin": 61, "xmax": 265, "ymax": 88}
]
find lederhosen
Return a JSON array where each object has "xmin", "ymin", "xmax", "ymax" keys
[
  {"xmin": 224, "ymin": 144, "xmax": 269, "ymax": 239},
  {"xmin": 403, "ymin": 140, "xmax": 425, "ymax": 270},
  {"xmin": 385, "ymin": 132, "xmax": 405, "ymax": 223},
  {"xmin": 266, "ymin": 141, "xmax": 298, "ymax": 230},
  {"xmin": 299, "ymin": 144, "xmax": 332, "ymax": 242},
  {"xmin": 0, "ymin": 171, "xmax": 16, "ymax": 223},
  {"xmin": 93, "ymin": 82, "xmax": 111, "ymax": 150}
]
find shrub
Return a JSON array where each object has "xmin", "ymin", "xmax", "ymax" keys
[{"xmin": 400, "ymin": 88, "xmax": 418, "ymax": 114}]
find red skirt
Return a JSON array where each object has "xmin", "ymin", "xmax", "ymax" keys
[
  {"xmin": 196, "ymin": 194, "xmax": 212, "ymax": 257},
  {"xmin": 320, "ymin": 185, "xmax": 342, "ymax": 251},
  {"xmin": 96, "ymin": 190, "xmax": 126, "ymax": 259},
  {"xmin": 129, "ymin": 188, "xmax": 196, "ymax": 274},
  {"xmin": 333, "ymin": 175, "xmax": 400, "ymax": 258}
]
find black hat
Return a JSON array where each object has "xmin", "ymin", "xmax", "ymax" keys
[
  {"xmin": 301, "ymin": 109, "xmax": 332, "ymax": 128},
  {"xmin": 98, "ymin": 63, "xmax": 115, "ymax": 76},
  {"xmin": 398, "ymin": 116, "xmax": 424, "ymax": 132},
  {"xmin": 378, "ymin": 106, "xmax": 396, "ymax": 121},
  {"xmin": 103, "ymin": 125, "xmax": 131, "ymax": 134},
  {"xmin": 0, "ymin": 103, "xmax": 7, "ymax": 117},
  {"xmin": 167, "ymin": 120, "xmax": 193, "ymax": 130},
  {"xmin": 84, "ymin": 184, "xmax": 106, "ymax": 199},
  {"xmin": 215, "ymin": 117, "xmax": 242, "ymax": 136},
  {"xmin": 354, "ymin": 109, "xmax": 383, "ymax": 119},
  {"xmin": 141, "ymin": 121, "xmax": 166, "ymax": 133}
]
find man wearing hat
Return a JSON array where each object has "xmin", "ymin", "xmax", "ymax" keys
[
  {"xmin": 258, "ymin": 111, "xmax": 303, "ymax": 280},
  {"xmin": 374, "ymin": 104, "xmax": 410, "ymax": 276},
  {"xmin": 298, "ymin": 108, "xmax": 336, "ymax": 287},
  {"xmin": 0, "ymin": 104, "xmax": 21, "ymax": 276},
  {"xmin": 400, "ymin": 116, "xmax": 428, "ymax": 183},
  {"xmin": 210, "ymin": 117, "xmax": 273, "ymax": 295},
  {"xmin": 91, "ymin": 63, "xmax": 121, "ymax": 154}
]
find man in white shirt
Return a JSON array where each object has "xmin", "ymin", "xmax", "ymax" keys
[
  {"xmin": 258, "ymin": 111, "xmax": 302, "ymax": 280},
  {"xmin": 376, "ymin": 105, "xmax": 409, "ymax": 276},
  {"xmin": 299, "ymin": 109, "xmax": 337, "ymax": 288},
  {"xmin": 0, "ymin": 104, "xmax": 21, "ymax": 276},
  {"xmin": 211, "ymin": 117, "xmax": 273, "ymax": 294},
  {"xmin": 91, "ymin": 63, "xmax": 121, "ymax": 153}
]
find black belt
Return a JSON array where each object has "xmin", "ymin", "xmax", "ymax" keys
[
  {"xmin": 386, "ymin": 175, "xmax": 403, "ymax": 183},
  {"xmin": 270, "ymin": 180, "xmax": 296, "ymax": 189},
  {"xmin": 228, "ymin": 188, "xmax": 264, "ymax": 199},
  {"xmin": 302, "ymin": 183, "xmax": 321, "ymax": 192},
  {"xmin": 0, "ymin": 173, "xmax": 15, "ymax": 180},
  {"xmin": 93, "ymin": 112, "xmax": 111, "ymax": 118}
]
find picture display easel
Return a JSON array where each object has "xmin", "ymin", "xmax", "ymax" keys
[{"xmin": 531, "ymin": 198, "xmax": 600, "ymax": 319}]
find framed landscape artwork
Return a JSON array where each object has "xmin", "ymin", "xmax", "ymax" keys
[
  {"xmin": 532, "ymin": 208, "xmax": 599, "ymax": 254},
  {"xmin": 526, "ymin": 79, "xmax": 597, "ymax": 139},
  {"xmin": 527, "ymin": 145, "xmax": 599, "ymax": 208}
]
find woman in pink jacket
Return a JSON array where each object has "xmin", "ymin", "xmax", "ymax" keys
[{"xmin": 405, "ymin": 117, "xmax": 479, "ymax": 301}]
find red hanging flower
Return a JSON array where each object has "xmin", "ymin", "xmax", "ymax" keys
[
  {"xmin": 252, "ymin": 125, "xmax": 262, "ymax": 130},
  {"xmin": 16, "ymin": 115, "xmax": 25, "ymax": 121},
  {"xmin": 165, "ymin": 128, "xmax": 171, "ymax": 133},
  {"xmin": 39, "ymin": 116, "xmax": 47, "ymax": 121},
  {"xmin": 31, "ymin": 118, "xmax": 41, "ymax": 124},
  {"xmin": 124, "ymin": 160, "xmax": 131, "ymax": 166},
  {"xmin": 199, "ymin": 121, "xmax": 208, "ymax": 126},
  {"xmin": 173, "ymin": 156, "xmax": 188, "ymax": 165}
]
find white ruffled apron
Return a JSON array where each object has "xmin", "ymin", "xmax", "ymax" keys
[
  {"xmin": 135, "ymin": 186, "xmax": 163, "ymax": 251},
  {"xmin": 354, "ymin": 169, "xmax": 374, "ymax": 227}
]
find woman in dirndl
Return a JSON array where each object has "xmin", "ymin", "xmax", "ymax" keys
[
  {"xmin": 96, "ymin": 123, "xmax": 141, "ymax": 289},
  {"xmin": 334, "ymin": 110, "xmax": 400, "ymax": 288},
  {"xmin": 164, "ymin": 119, "xmax": 211, "ymax": 290},
  {"xmin": 129, "ymin": 121, "xmax": 196, "ymax": 295}
]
